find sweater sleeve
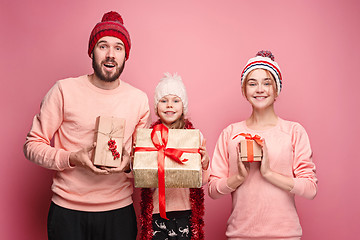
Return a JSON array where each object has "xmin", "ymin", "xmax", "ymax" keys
[
  {"xmin": 23, "ymin": 82, "xmax": 72, "ymax": 171},
  {"xmin": 126, "ymin": 94, "xmax": 151, "ymax": 178},
  {"xmin": 132, "ymin": 96, "xmax": 151, "ymax": 139},
  {"xmin": 289, "ymin": 123, "xmax": 318, "ymax": 199},
  {"xmin": 208, "ymin": 127, "xmax": 236, "ymax": 199}
]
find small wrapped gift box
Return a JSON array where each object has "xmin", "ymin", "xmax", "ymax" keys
[
  {"xmin": 239, "ymin": 139, "xmax": 263, "ymax": 162},
  {"xmin": 233, "ymin": 133, "xmax": 263, "ymax": 162},
  {"xmin": 92, "ymin": 116, "xmax": 126, "ymax": 168},
  {"xmin": 133, "ymin": 125, "xmax": 202, "ymax": 188}
]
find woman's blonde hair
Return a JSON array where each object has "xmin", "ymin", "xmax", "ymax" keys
[{"xmin": 242, "ymin": 69, "xmax": 278, "ymax": 98}]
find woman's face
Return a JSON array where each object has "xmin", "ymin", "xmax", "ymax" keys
[{"xmin": 244, "ymin": 69, "xmax": 277, "ymax": 110}]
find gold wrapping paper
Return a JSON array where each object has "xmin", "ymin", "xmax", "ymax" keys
[
  {"xmin": 92, "ymin": 116, "xmax": 126, "ymax": 168},
  {"xmin": 133, "ymin": 128, "xmax": 202, "ymax": 188},
  {"xmin": 239, "ymin": 139, "xmax": 263, "ymax": 162}
]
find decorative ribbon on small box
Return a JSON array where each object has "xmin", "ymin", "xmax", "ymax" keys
[
  {"xmin": 134, "ymin": 124, "xmax": 200, "ymax": 220},
  {"xmin": 233, "ymin": 133, "xmax": 263, "ymax": 162}
]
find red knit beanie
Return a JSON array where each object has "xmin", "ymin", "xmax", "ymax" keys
[{"xmin": 88, "ymin": 11, "xmax": 131, "ymax": 60}]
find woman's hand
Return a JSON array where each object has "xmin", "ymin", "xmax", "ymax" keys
[
  {"xmin": 259, "ymin": 139, "xmax": 272, "ymax": 178},
  {"xmin": 259, "ymin": 139, "xmax": 294, "ymax": 192},
  {"xmin": 237, "ymin": 144, "xmax": 250, "ymax": 181},
  {"xmin": 226, "ymin": 144, "xmax": 249, "ymax": 189}
]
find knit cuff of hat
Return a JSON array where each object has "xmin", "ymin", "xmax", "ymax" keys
[{"xmin": 88, "ymin": 11, "xmax": 131, "ymax": 60}]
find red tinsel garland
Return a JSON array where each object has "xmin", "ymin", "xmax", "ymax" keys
[
  {"xmin": 140, "ymin": 188, "xmax": 154, "ymax": 240},
  {"xmin": 189, "ymin": 187, "xmax": 205, "ymax": 239},
  {"xmin": 139, "ymin": 119, "xmax": 205, "ymax": 240}
]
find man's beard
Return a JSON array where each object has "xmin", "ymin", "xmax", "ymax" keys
[{"xmin": 92, "ymin": 57, "xmax": 125, "ymax": 82}]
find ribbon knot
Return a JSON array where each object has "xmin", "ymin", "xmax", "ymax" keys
[
  {"xmin": 232, "ymin": 133, "xmax": 263, "ymax": 146},
  {"xmin": 151, "ymin": 124, "xmax": 189, "ymax": 164}
]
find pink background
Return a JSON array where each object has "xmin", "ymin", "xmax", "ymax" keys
[{"xmin": 1, "ymin": 0, "xmax": 359, "ymax": 239}]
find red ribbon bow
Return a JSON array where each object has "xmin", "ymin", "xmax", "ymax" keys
[
  {"xmin": 232, "ymin": 133, "xmax": 263, "ymax": 162},
  {"xmin": 135, "ymin": 124, "xmax": 200, "ymax": 219}
]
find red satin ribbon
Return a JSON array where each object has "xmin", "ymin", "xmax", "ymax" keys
[
  {"xmin": 135, "ymin": 124, "xmax": 200, "ymax": 219},
  {"xmin": 232, "ymin": 133, "xmax": 263, "ymax": 162}
]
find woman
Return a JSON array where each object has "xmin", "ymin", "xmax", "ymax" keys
[{"xmin": 208, "ymin": 51, "xmax": 317, "ymax": 239}]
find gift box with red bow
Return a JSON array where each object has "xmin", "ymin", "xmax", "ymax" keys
[
  {"xmin": 234, "ymin": 133, "xmax": 263, "ymax": 162},
  {"xmin": 92, "ymin": 116, "xmax": 126, "ymax": 168},
  {"xmin": 133, "ymin": 124, "xmax": 202, "ymax": 188},
  {"xmin": 133, "ymin": 124, "xmax": 202, "ymax": 219}
]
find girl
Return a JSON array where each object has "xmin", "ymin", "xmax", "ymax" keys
[
  {"xmin": 208, "ymin": 51, "xmax": 318, "ymax": 239},
  {"xmin": 139, "ymin": 73, "xmax": 209, "ymax": 240}
]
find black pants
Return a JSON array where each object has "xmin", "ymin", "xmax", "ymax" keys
[
  {"xmin": 47, "ymin": 202, "xmax": 137, "ymax": 240},
  {"xmin": 152, "ymin": 210, "xmax": 192, "ymax": 240}
]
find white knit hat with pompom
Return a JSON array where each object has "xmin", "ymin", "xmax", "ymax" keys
[{"xmin": 154, "ymin": 72, "xmax": 188, "ymax": 115}]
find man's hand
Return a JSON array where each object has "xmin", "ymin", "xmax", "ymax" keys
[
  {"xmin": 103, "ymin": 147, "xmax": 131, "ymax": 174},
  {"xmin": 69, "ymin": 143, "xmax": 109, "ymax": 175}
]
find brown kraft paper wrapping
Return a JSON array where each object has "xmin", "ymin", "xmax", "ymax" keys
[
  {"xmin": 239, "ymin": 139, "xmax": 263, "ymax": 162},
  {"xmin": 93, "ymin": 116, "xmax": 126, "ymax": 168}
]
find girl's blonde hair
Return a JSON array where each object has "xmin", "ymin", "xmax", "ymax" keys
[
  {"xmin": 168, "ymin": 114, "xmax": 186, "ymax": 129},
  {"xmin": 151, "ymin": 114, "xmax": 193, "ymax": 130}
]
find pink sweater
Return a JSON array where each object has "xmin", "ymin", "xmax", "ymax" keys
[
  {"xmin": 24, "ymin": 75, "xmax": 150, "ymax": 212},
  {"xmin": 208, "ymin": 118, "xmax": 317, "ymax": 239}
]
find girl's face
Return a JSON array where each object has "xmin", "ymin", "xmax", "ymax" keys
[
  {"xmin": 157, "ymin": 95, "xmax": 184, "ymax": 127},
  {"xmin": 244, "ymin": 69, "xmax": 277, "ymax": 110}
]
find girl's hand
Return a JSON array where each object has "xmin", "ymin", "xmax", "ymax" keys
[
  {"xmin": 259, "ymin": 139, "xmax": 272, "ymax": 178},
  {"xmin": 199, "ymin": 139, "xmax": 209, "ymax": 170}
]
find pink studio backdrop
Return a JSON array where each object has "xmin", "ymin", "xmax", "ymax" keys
[{"xmin": 1, "ymin": 0, "xmax": 359, "ymax": 239}]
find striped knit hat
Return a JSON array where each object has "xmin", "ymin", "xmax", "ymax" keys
[
  {"xmin": 88, "ymin": 11, "xmax": 131, "ymax": 60},
  {"xmin": 241, "ymin": 50, "xmax": 282, "ymax": 95}
]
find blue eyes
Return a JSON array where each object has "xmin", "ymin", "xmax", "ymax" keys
[
  {"xmin": 248, "ymin": 82, "xmax": 271, "ymax": 87},
  {"xmin": 159, "ymin": 99, "xmax": 181, "ymax": 104}
]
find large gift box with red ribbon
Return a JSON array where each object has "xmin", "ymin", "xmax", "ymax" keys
[
  {"xmin": 234, "ymin": 133, "xmax": 263, "ymax": 162},
  {"xmin": 133, "ymin": 124, "xmax": 202, "ymax": 188},
  {"xmin": 92, "ymin": 116, "xmax": 126, "ymax": 168}
]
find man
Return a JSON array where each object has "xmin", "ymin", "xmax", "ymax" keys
[{"xmin": 24, "ymin": 11, "xmax": 150, "ymax": 240}]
